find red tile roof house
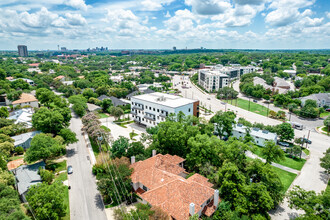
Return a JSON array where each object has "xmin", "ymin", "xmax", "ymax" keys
[{"xmin": 130, "ymin": 152, "xmax": 220, "ymax": 220}]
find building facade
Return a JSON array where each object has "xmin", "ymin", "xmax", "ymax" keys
[
  {"xmin": 17, "ymin": 45, "xmax": 28, "ymax": 57},
  {"xmin": 198, "ymin": 69, "xmax": 229, "ymax": 92},
  {"xmin": 131, "ymin": 92, "xmax": 199, "ymax": 127},
  {"xmin": 231, "ymin": 124, "xmax": 278, "ymax": 147}
]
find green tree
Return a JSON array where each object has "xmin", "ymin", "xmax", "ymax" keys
[
  {"xmin": 277, "ymin": 123, "xmax": 294, "ymax": 141},
  {"xmin": 36, "ymin": 88, "xmax": 55, "ymax": 108},
  {"xmin": 244, "ymin": 183, "xmax": 273, "ymax": 216},
  {"xmin": 0, "ymin": 68, "xmax": 6, "ymax": 80},
  {"xmin": 0, "ymin": 183, "xmax": 29, "ymax": 220},
  {"xmin": 261, "ymin": 141, "xmax": 285, "ymax": 164},
  {"xmin": 25, "ymin": 133, "xmax": 64, "ymax": 163},
  {"xmin": 0, "ymin": 141, "xmax": 14, "ymax": 157},
  {"xmin": 111, "ymin": 136, "xmax": 130, "ymax": 159},
  {"xmin": 58, "ymin": 128, "xmax": 78, "ymax": 144},
  {"xmin": 0, "ymin": 107, "xmax": 9, "ymax": 118},
  {"xmin": 0, "ymin": 134, "xmax": 14, "ymax": 143},
  {"xmin": 320, "ymin": 148, "xmax": 330, "ymax": 174},
  {"xmin": 287, "ymin": 186, "xmax": 329, "ymax": 220},
  {"xmin": 26, "ymin": 183, "xmax": 67, "ymax": 220},
  {"xmin": 32, "ymin": 107, "xmax": 71, "ymax": 134},
  {"xmin": 186, "ymin": 134, "xmax": 221, "ymax": 171},
  {"xmin": 109, "ymin": 106, "xmax": 124, "ymax": 120},
  {"xmin": 324, "ymin": 116, "xmax": 330, "ymax": 134},
  {"xmin": 211, "ymin": 111, "xmax": 236, "ymax": 138},
  {"xmin": 39, "ymin": 168, "xmax": 54, "ymax": 184},
  {"xmin": 126, "ymin": 141, "xmax": 145, "ymax": 159},
  {"xmin": 101, "ymin": 99, "xmax": 113, "ymax": 113},
  {"xmin": 72, "ymin": 102, "xmax": 87, "ymax": 117},
  {"xmin": 15, "ymin": 146, "xmax": 24, "ymax": 155},
  {"xmin": 151, "ymin": 120, "xmax": 199, "ymax": 157},
  {"xmin": 82, "ymin": 88, "xmax": 97, "ymax": 100}
]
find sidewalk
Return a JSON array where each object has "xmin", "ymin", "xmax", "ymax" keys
[{"xmin": 246, "ymin": 151, "xmax": 300, "ymax": 175}]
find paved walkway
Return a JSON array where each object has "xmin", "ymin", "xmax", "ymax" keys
[{"xmin": 246, "ymin": 151, "xmax": 300, "ymax": 175}]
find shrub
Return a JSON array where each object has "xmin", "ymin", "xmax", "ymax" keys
[
  {"xmin": 15, "ymin": 146, "xmax": 24, "ymax": 155},
  {"xmin": 39, "ymin": 168, "xmax": 54, "ymax": 184}
]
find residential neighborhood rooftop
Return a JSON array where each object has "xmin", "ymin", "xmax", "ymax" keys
[
  {"xmin": 11, "ymin": 93, "xmax": 38, "ymax": 105},
  {"xmin": 131, "ymin": 154, "xmax": 218, "ymax": 220}
]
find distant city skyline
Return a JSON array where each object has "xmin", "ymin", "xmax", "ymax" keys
[{"xmin": 0, "ymin": 0, "xmax": 329, "ymax": 50}]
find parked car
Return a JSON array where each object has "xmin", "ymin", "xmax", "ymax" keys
[
  {"xmin": 299, "ymin": 137, "xmax": 312, "ymax": 144},
  {"xmin": 326, "ymin": 108, "xmax": 330, "ymax": 112},
  {"xmin": 207, "ymin": 97, "xmax": 211, "ymax": 100},
  {"xmin": 278, "ymin": 141, "xmax": 289, "ymax": 147},
  {"xmin": 67, "ymin": 165, "xmax": 73, "ymax": 174},
  {"xmin": 253, "ymin": 99, "xmax": 258, "ymax": 103}
]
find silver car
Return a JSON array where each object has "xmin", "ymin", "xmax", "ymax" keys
[{"xmin": 67, "ymin": 165, "xmax": 73, "ymax": 174}]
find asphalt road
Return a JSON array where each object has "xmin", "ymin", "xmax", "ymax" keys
[
  {"xmin": 67, "ymin": 114, "xmax": 107, "ymax": 220},
  {"xmin": 232, "ymin": 80, "xmax": 324, "ymax": 130},
  {"xmin": 174, "ymin": 75, "xmax": 330, "ymax": 219}
]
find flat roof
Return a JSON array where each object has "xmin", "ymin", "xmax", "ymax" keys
[{"xmin": 131, "ymin": 92, "xmax": 197, "ymax": 108}]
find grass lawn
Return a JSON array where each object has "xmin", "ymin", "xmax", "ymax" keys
[
  {"xmin": 101, "ymin": 125, "xmax": 111, "ymax": 132},
  {"xmin": 98, "ymin": 113, "xmax": 109, "ymax": 118},
  {"xmin": 252, "ymin": 146, "xmax": 306, "ymax": 170},
  {"xmin": 54, "ymin": 172, "xmax": 70, "ymax": 220},
  {"xmin": 321, "ymin": 126, "xmax": 330, "ymax": 135},
  {"xmin": 46, "ymin": 160, "xmax": 67, "ymax": 173},
  {"xmin": 89, "ymin": 137, "xmax": 100, "ymax": 156},
  {"xmin": 8, "ymin": 154, "xmax": 24, "ymax": 161},
  {"xmin": 117, "ymin": 121, "xmax": 134, "ymax": 128},
  {"xmin": 320, "ymin": 112, "xmax": 330, "ymax": 118},
  {"xmin": 272, "ymin": 166, "xmax": 297, "ymax": 192},
  {"xmin": 224, "ymin": 98, "xmax": 269, "ymax": 117},
  {"xmin": 303, "ymin": 148, "xmax": 310, "ymax": 156}
]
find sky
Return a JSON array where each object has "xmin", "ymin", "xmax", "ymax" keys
[{"xmin": 0, "ymin": 0, "xmax": 329, "ymax": 50}]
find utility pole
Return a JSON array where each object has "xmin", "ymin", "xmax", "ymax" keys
[
  {"xmin": 267, "ymin": 101, "xmax": 270, "ymax": 117},
  {"xmin": 306, "ymin": 130, "xmax": 311, "ymax": 148},
  {"xmin": 300, "ymin": 135, "xmax": 305, "ymax": 159}
]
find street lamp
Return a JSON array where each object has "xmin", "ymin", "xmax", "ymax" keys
[{"xmin": 248, "ymin": 96, "xmax": 251, "ymax": 111}]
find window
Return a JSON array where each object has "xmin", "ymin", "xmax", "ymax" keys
[
  {"xmin": 188, "ymin": 108, "xmax": 191, "ymax": 112},
  {"xmin": 157, "ymin": 109, "xmax": 159, "ymax": 112},
  {"xmin": 153, "ymin": 108, "xmax": 155, "ymax": 111},
  {"xmin": 207, "ymin": 199, "xmax": 211, "ymax": 204},
  {"xmin": 142, "ymin": 185, "xmax": 148, "ymax": 191},
  {"xmin": 149, "ymin": 107, "xmax": 151, "ymax": 110}
]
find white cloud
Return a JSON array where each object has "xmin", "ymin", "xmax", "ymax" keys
[
  {"xmin": 265, "ymin": 0, "xmax": 316, "ymax": 26},
  {"xmin": 140, "ymin": 0, "xmax": 175, "ymax": 11},
  {"xmin": 235, "ymin": 0, "xmax": 267, "ymax": 5},
  {"xmin": 325, "ymin": 11, "xmax": 330, "ymax": 19},
  {"xmin": 65, "ymin": 13, "xmax": 87, "ymax": 26},
  {"xmin": 102, "ymin": 9, "xmax": 149, "ymax": 37},
  {"xmin": 65, "ymin": 0, "xmax": 88, "ymax": 11},
  {"xmin": 165, "ymin": 11, "xmax": 171, "ymax": 18},
  {"xmin": 19, "ymin": 7, "xmax": 61, "ymax": 28},
  {"xmin": 185, "ymin": 0, "xmax": 231, "ymax": 15}
]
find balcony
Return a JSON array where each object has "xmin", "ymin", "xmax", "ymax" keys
[
  {"xmin": 131, "ymin": 111, "xmax": 137, "ymax": 115},
  {"xmin": 159, "ymin": 111, "xmax": 168, "ymax": 118},
  {"xmin": 132, "ymin": 104, "xmax": 144, "ymax": 110},
  {"xmin": 144, "ymin": 115, "xmax": 156, "ymax": 121}
]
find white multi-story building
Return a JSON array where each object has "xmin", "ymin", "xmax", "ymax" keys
[
  {"xmin": 131, "ymin": 92, "xmax": 199, "ymax": 127},
  {"xmin": 198, "ymin": 69, "xmax": 229, "ymax": 92},
  {"xmin": 232, "ymin": 124, "xmax": 277, "ymax": 147}
]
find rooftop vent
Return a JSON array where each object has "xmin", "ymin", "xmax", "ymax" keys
[
  {"xmin": 262, "ymin": 130, "xmax": 269, "ymax": 134},
  {"xmin": 253, "ymin": 127, "xmax": 260, "ymax": 131},
  {"xmin": 156, "ymin": 96, "xmax": 166, "ymax": 102},
  {"xmin": 237, "ymin": 124, "xmax": 243, "ymax": 127}
]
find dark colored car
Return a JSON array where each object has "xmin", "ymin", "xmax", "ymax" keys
[
  {"xmin": 67, "ymin": 165, "xmax": 73, "ymax": 174},
  {"xmin": 300, "ymin": 138, "xmax": 312, "ymax": 144},
  {"xmin": 278, "ymin": 141, "xmax": 289, "ymax": 147},
  {"xmin": 253, "ymin": 99, "xmax": 258, "ymax": 103}
]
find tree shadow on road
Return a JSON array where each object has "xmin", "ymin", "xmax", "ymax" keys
[
  {"xmin": 66, "ymin": 148, "xmax": 76, "ymax": 158},
  {"xmin": 95, "ymin": 194, "xmax": 105, "ymax": 211},
  {"xmin": 319, "ymin": 171, "xmax": 329, "ymax": 184}
]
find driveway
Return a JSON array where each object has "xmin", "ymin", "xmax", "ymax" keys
[{"xmin": 67, "ymin": 113, "xmax": 107, "ymax": 220}]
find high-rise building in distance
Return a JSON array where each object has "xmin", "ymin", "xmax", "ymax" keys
[{"xmin": 17, "ymin": 45, "xmax": 28, "ymax": 57}]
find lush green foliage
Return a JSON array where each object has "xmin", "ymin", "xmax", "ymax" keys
[{"xmin": 26, "ymin": 183, "xmax": 67, "ymax": 220}]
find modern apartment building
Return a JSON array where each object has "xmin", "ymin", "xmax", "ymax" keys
[
  {"xmin": 198, "ymin": 69, "xmax": 229, "ymax": 92},
  {"xmin": 131, "ymin": 92, "xmax": 199, "ymax": 127},
  {"xmin": 17, "ymin": 45, "xmax": 28, "ymax": 57}
]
